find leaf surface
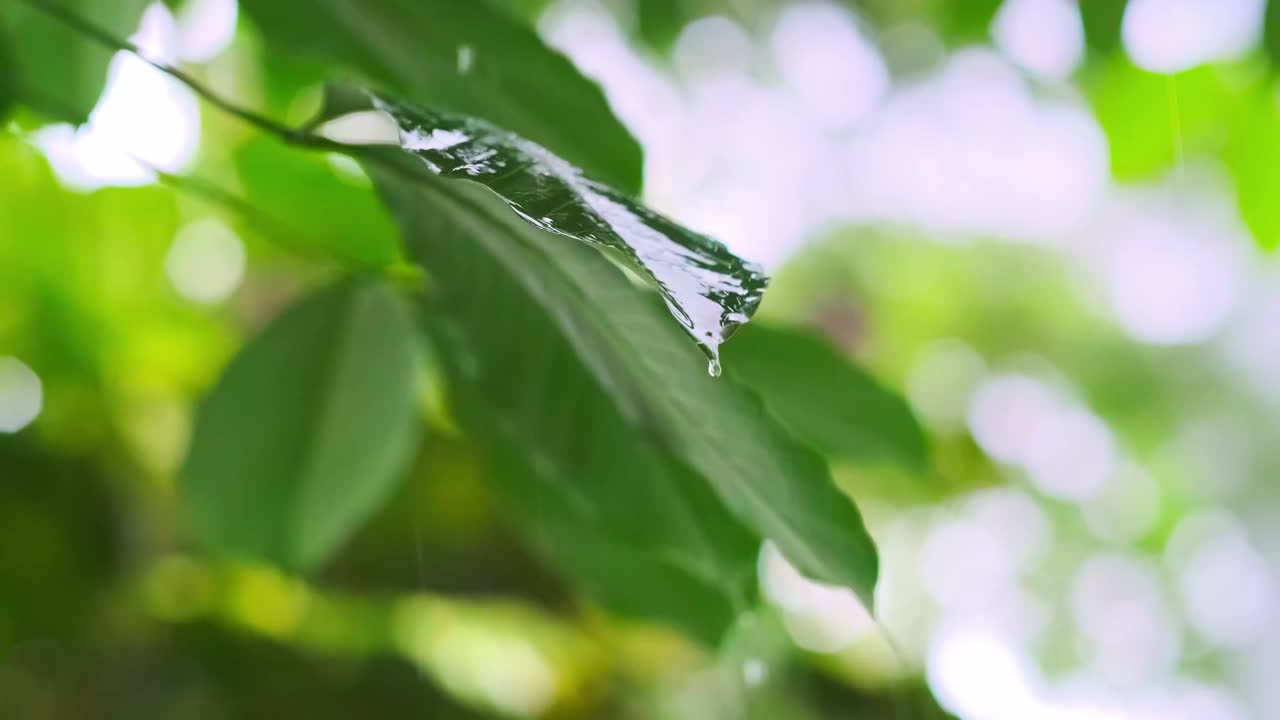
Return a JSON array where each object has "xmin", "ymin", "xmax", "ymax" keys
[
  {"xmin": 181, "ymin": 279, "xmax": 421, "ymax": 572},
  {"xmin": 239, "ymin": 0, "xmax": 643, "ymax": 193},
  {"xmin": 723, "ymin": 323, "xmax": 928, "ymax": 471},
  {"xmin": 0, "ymin": 23, "xmax": 14, "ymax": 121},
  {"xmin": 235, "ymin": 135, "xmax": 405, "ymax": 269},
  {"xmin": 345, "ymin": 113, "xmax": 879, "ymax": 613},
  {"xmin": 335, "ymin": 90, "xmax": 768, "ymax": 365}
]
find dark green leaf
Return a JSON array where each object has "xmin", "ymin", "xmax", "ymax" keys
[
  {"xmin": 937, "ymin": 0, "xmax": 1002, "ymax": 46},
  {"xmin": 348, "ymin": 111, "xmax": 878, "ymax": 614},
  {"xmin": 336, "ymin": 89, "xmax": 767, "ymax": 366},
  {"xmin": 495, "ymin": 0, "xmax": 557, "ymax": 23},
  {"xmin": 239, "ymin": 0, "xmax": 644, "ymax": 194},
  {"xmin": 1266, "ymin": 0, "xmax": 1280, "ymax": 68},
  {"xmin": 1, "ymin": 0, "xmax": 150, "ymax": 122},
  {"xmin": 495, "ymin": 450, "xmax": 755, "ymax": 644},
  {"xmin": 723, "ymin": 323, "xmax": 928, "ymax": 471},
  {"xmin": 386, "ymin": 155, "xmax": 761, "ymax": 641},
  {"xmin": 0, "ymin": 23, "xmax": 14, "ymax": 122},
  {"xmin": 636, "ymin": 0, "xmax": 687, "ymax": 52},
  {"xmin": 181, "ymin": 279, "xmax": 421, "ymax": 572},
  {"xmin": 1079, "ymin": 0, "xmax": 1129, "ymax": 54}
]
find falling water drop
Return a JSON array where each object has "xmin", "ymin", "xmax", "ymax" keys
[{"xmin": 708, "ymin": 357, "xmax": 722, "ymax": 378}]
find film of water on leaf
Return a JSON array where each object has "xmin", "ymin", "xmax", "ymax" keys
[{"xmin": 332, "ymin": 92, "xmax": 769, "ymax": 375}]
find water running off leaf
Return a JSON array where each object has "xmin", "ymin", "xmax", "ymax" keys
[{"xmin": 323, "ymin": 89, "xmax": 769, "ymax": 366}]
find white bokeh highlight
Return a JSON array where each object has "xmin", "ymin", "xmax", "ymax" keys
[
  {"xmin": 176, "ymin": 0, "xmax": 239, "ymax": 63},
  {"xmin": 0, "ymin": 357, "xmax": 43, "ymax": 433},
  {"xmin": 1071, "ymin": 554, "xmax": 1182, "ymax": 686},
  {"xmin": 1166, "ymin": 511, "xmax": 1274, "ymax": 648},
  {"xmin": 34, "ymin": 3, "xmax": 201, "ymax": 191},
  {"xmin": 1123, "ymin": 0, "xmax": 1265, "ymax": 73},
  {"xmin": 164, "ymin": 219, "xmax": 246, "ymax": 304},
  {"xmin": 992, "ymin": 0, "xmax": 1085, "ymax": 80},
  {"xmin": 770, "ymin": 3, "xmax": 889, "ymax": 129}
]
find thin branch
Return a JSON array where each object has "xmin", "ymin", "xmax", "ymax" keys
[
  {"xmin": 1, "ymin": 75, "xmax": 356, "ymax": 273},
  {"xmin": 12, "ymin": 0, "xmax": 433, "ymax": 285},
  {"xmin": 15, "ymin": 0, "xmax": 429, "ymax": 182},
  {"xmin": 18, "ymin": 0, "xmax": 335, "ymax": 150}
]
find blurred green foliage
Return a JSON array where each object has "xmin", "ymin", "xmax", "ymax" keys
[{"xmin": 4, "ymin": 0, "xmax": 1280, "ymax": 718}]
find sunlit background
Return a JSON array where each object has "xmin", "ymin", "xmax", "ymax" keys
[{"xmin": 4, "ymin": 0, "xmax": 1280, "ymax": 718}]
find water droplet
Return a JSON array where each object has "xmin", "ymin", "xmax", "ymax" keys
[
  {"xmin": 707, "ymin": 358, "xmax": 722, "ymax": 378},
  {"xmin": 456, "ymin": 45, "xmax": 475, "ymax": 75},
  {"xmin": 742, "ymin": 658, "xmax": 768, "ymax": 687}
]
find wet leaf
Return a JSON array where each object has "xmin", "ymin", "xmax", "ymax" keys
[
  {"xmin": 240, "ymin": 0, "xmax": 643, "ymax": 194},
  {"xmin": 723, "ymin": 323, "xmax": 928, "ymax": 471},
  {"xmin": 359, "ymin": 141, "xmax": 879, "ymax": 614},
  {"xmin": 0, "ymin": 0, "xmax": 150, "ymax": 122},
  {"xmin": 180, "ymin": 280, "xmax": 421, "ymax": 572},
  {"xmin": 335, "ymin": 89, "xmax": 768, "ymax": 366}
]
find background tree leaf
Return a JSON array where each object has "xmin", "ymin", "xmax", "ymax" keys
[
  {"xmin": 1086, "ymin": 59, "xmax": 1241, "ymax": 181},
  {"xmin": 722, "ymin": 323, "xmax": 928, "ymax": 471},
  {"xmin": 635, "ymin": 0, "xmax": 689, "ymax": 52},
  {"xmin": 239, "ymin": 0, "xmax": 644, "ymax": 194},
  {"xmin": 180, "ymin": 279, "xmax": 421, "ymax": 572},
  {"xmin": 936, "ymin": 0, "xmax": 1002, "ymax": 47},
  {"xmin": 343, "ymin": 91, "xmax": 767, "ymax": 365},
  {"xmin": 0, "ymin": 0, "xmax": 150, "ymax": 122},
  {"xmin": 235, "ymin": 135, "xmax": 405, "ymax": 269},
  {"xmin": 0, "ymin": 23, "xmax": 15, "ymax": 122},
  {"xmin": 1079, "ymin": 0, "xmax": 1129, "ymax": 54},
  {"xmin": 1227, "ymin": 85, "xmax": 1280, "ymax": 251},
  {"xmin": 354, "ymin": 131, "xmax": 879, "ymax": 612},
  {"xmin": 1267, "ymin": 0, "xmax": 1280, "ymax": 71}
]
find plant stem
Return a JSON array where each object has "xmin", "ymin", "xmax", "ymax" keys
[{"xmin": 19, "ymin": 0, "xmax": 338, "ymax": 150}]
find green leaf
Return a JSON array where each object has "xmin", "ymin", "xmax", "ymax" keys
[
  {"xmin": 937, "ymin": 0, "xmax": 1002, "ymax": 46},
  {"xmin": 0, "ymin": 24, "xmax": 15, "ymax": 122},
  {"xmin": 1079, "ymin": 0, "xmax": 1129, "ymax": 54},
  {"xmin": 1227, "ymin": 86, "xmax": 1280, "ymax": 251},
  {"xmin": 332, "ymin": 89, "xmax": 767, "ymax": 366},
  {"xmin": 180, "ymin": 279, "xmax": 421, "ymax": 572},
  {"xmin": 1087, "ymin": 59, "xmax": 1240, "ymax": 181},
  {"xmin": 723, "ymin": 323, "xmax": 928, "ymax": 471},
  {"xmin": 635, "ymin": 0, "xmax": 688, "ymax": 52},
  {"xmin": 1, "ymin": 0, "xmax": 150, "ymax": 122},
  {"xmin": 1266, "ymin": 0, "xmax": 1280, "ymax": 68},
  {"xmin": 235, "ymin": 135, "xmax": 405, "ymax": 269},
  {"xmin": 239, "ymin": 0, "xmax": 644, "ymax": 194},
  {"xmin": 347, "ymin": 110, "xmax": 879, "ymax": 614},
  {"xmin": 494, "ymin": 450, "xmax": 756, "ymax": 644}
]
